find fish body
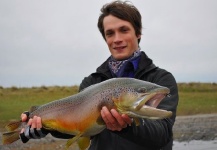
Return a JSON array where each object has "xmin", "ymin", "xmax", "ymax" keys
[{"xmin": 2, "ymin": 78, "xmax": 172, "ymax": 149}]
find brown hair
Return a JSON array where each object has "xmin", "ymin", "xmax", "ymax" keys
[{"xmin": 98, "ymin": 0, "xmax": 142, "ymax": 43}]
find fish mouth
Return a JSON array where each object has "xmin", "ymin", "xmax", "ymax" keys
[
  {"xmin": 135, "ymin": 88, "xmax": 170, "ymax": 110},
  {"xmin": 131, "ymin": 91, "xmax": 172, "ymax": 119},
  {"xmin": 145, "ymin": 93, "xmax": 167, "ymax": 108}
]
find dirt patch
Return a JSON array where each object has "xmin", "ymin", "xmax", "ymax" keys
[{"xmin": 1, "ymin": 114, "xmax": 217, "ymax": 150}]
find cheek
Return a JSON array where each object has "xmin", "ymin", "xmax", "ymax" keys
[
  {"xmin": 128, "ymin": 36, "xmax": 139, "ymax": 48},
  {"xmin": 105, "ymin": 38, "xmax": 112, "ymax": 48}
]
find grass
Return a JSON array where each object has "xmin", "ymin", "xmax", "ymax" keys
[
  {"xmin": 176, "ymin": 82, "xmax": 217, "ymax": 115},
  {"xmin": 0, "ymin": 83, "xmax": 216, "ymax": 122},
  {"xmin": 0, "ymin": 86, "xmax": 79, "ymax": 122}
]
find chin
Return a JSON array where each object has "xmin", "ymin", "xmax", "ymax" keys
[
  {"xmin": 114, "ymin": 54, "xmax": 131, "ymax": 60},
  {"xmin": 113, "ymin": 56, "xmax": 127, "ymax": 61}
]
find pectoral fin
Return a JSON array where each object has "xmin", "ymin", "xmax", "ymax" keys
[
  {"xmin": 133, "ymin": 118, "xmax": 140, "ymax": 126},
  {"xmin": 77, "ymin": 136, "xmax": 90, "ymax": 150},
  {"xmin": 65, "ymin": 134, "xmax": 81, "ymax": 150}
]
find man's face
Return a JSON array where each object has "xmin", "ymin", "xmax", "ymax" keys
[{"xmin": 103, "ymin": 15, "xmax": 140, "ymax": 60}]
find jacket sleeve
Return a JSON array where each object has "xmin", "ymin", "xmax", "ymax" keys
[{"xmin": 114, "ymin": 69, "xmax": 179, "ymax": 148}]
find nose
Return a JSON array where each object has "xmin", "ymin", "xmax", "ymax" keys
[{"xmin": 114, "ymin": 33, "xmax": 123, "ymax": 44}]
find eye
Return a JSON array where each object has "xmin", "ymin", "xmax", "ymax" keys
[
  {"xmin": 120, "ymin": 27, "xmax": 129, "ymax": 33},
  {"xmin": 105, "ymin": 30, "xmax": 114, "ymax": 37},
  {"xmin": 137, "ymin": 87, "xmax": 147, "ymax": 93}
]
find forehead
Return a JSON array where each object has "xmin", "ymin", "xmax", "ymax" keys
[{"xmin": 103, "ymin": 15, "xmax": 134, "ymax": 32}]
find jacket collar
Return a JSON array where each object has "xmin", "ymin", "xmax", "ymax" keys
[{"xmin": 135, "ymin": 51, "xmax": 157, "ymax": 78}]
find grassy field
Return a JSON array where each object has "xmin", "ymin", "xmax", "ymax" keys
[
  {"xmin": 177, "ymin": 82, "xmax": 217, "ymax": 115},
  {"xmin": 0, "ymin": 86, "xmax": 79, "ymax": 122},
  {"xmin": 0, "ymin": 83, "xmax": 217, "ymax": 123}
]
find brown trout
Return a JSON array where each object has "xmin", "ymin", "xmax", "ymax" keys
[{"xmin": 2, "ymin": 78, "xmax": 172, "ymax": 150}]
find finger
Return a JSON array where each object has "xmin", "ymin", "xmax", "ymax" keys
[
  {"xmin": 21, "ymin": 114, "xmax": 28, "ymax": 122},
  {"xmin": 102, "ymin": 107, "xmax": 117, "ymax": 125},
  {"xmin": 111, "ymin": 109, "xmax": 127, "ymax": 128},
  {"xmin": 102, "ymin": 107, "xmax": 121, "ymax": 131},
  {"xmin": 121, "ymin": 114, "xmax": 133, "ymax": 125},
  {"xmin": 36, "ymin": 117, "xmax": 42, "ymax": 129},
  {"xmin": 31, "ymin": 116, "xmax": 38, "ymax": 128},
  {"xmin": 27, "ymin": 118, "xmax": 33, "ymax": 126},
  {"xmin": 101, "ymin": 108, "xmax": 113, "ymax": 127},
  {"xmin": 101, "ymin": 107, "xmax": 117, "ymax": 130}
]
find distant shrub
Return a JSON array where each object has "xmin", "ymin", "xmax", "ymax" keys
[
  {"xmin": 40, "ymin": 85, "xmax": 48, "ymax": 90},
  {"xmin": 11, "ymin": 86, "xmax": 19, "ymax": 91},
  {"xmin": 178, "ymin": 82, "xmax": 217, "ymax": 92},
  {"xmin": 212, "ymin": 82, "xmax": 217, "ymax": 86}
]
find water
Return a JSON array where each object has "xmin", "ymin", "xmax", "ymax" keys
[{"xmin": 173, "ymin": 140, "xmax": 217, "ymax": 150}]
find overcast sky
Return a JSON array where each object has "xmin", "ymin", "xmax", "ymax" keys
[{"xmin": 0, "ymin": 0, "xmax": 217, "ymax": 87}]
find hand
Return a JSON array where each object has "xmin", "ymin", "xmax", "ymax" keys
[
  {"xmin": 101, "ymin": 106, "xmax": 132, "ymax": 131},
  {"xmin": 20, "ymin": 115, "xmax": 43, "ymax": 132},
  {"xmin": 20, "ymin": 113, "xmax": 47, "ymax": 143}
]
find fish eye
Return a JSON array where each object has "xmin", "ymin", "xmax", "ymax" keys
[{"xmin": 137, "ymin": 87, "xmax": 147, "ymax": 93}]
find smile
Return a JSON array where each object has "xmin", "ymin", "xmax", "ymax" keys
[{"xmin": 114, "ymin": 46, "xmax": 126, "ymax": 50}]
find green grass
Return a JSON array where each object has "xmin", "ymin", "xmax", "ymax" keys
[
  {"xmin": 0, "ymin": 83, "xmax": 217, "ymax": 122},
  {"xmin": 176, "ymin": 82, "xmax": 217, "ymax": 115},
  {"xmin": 0, "ymin": 86, "xmax": 79, "ymax": 122}
]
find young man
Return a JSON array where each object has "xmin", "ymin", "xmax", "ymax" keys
[{"xmin": 20, "ymin": 1, "xmax": 178, "ymax": 149}]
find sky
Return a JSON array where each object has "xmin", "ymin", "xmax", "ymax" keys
[{"xmin": 0, "ymin": 0, "xmax": 217, "ymax": 87}]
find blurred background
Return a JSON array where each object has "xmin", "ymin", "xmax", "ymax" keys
[{"xmin": 1, "ymin": 0, "xmax": 217, "ymax": 87}]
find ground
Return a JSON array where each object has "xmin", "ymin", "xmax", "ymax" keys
[
  {"xmin": 173, "ymin": 114, "xmax": 217, "ymax": 141},
  {"xmin": 1, "ymin": 114, "xmax": 217, "ymax": 150}
]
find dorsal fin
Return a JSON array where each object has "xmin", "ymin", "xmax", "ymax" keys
[
  {"xmin": 29, "ymin": 106, "xmax": 39, "ymax": 113},
  {"xmin": 79, "ymin": 84, "xmax": 95, "ymax": 92}
]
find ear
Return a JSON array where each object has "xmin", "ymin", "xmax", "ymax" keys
[{"xmin": 137, "ymin": 34, "xmax": 141, "ymax": 39}]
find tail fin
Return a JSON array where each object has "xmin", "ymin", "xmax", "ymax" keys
[
  {"xmin": 2, "ymin": 130, "xmax": 20, "ymax": 145},
  {"xmin": 5, "ymin": 120, "xmax": 22, "ymax": 131}
]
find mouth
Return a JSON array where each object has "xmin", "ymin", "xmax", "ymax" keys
[
  {"xmin": 128, "ymin": 87, "xmax": 172, "ymax": 119},
  {"xmin": 144, "ymin": 87, "xmax": 170, "ymax": 108},
  {"xmin": 113, "ymin": 46, "xmax": 126, "ymax": 51},
  {"xmin": 145, "ymin": 93, "xmax": 167, "ymax": 108},
  {"xmin": 135, "ymin": 89, "xmax": 169, "ymax": 110},
  {"xmin": 132, "ymin": 92, "xmax": 172, "ymax": 119},
  {"xmin": 133, "ymin": 93, "xmax": 172, "ymax": 119}
]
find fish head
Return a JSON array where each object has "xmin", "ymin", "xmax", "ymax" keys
[
  {"xmin": 113, "ymin": 78, "xmax": 172, "ymax": 119},
  {"xmin": 133, "ymin": 81, "xmax": 170, "ymax": 109}
]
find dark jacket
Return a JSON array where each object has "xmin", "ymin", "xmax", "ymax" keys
[{"xmin": 79, "ymin": 51, "xmax": 179, "ymax": 150}]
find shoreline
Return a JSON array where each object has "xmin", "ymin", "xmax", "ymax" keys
[{"xmin": 173, "ymin": 114, "xmax": 217, "ymax": 141}]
